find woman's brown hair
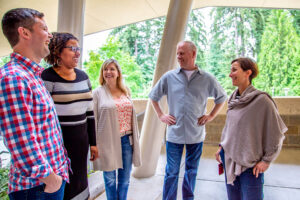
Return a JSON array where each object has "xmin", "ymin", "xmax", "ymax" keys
[{"xmin": 231, "ymin": 57, "xmax": 259, "ymax": 83}]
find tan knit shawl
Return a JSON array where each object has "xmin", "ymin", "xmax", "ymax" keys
[{"xmin": 220, "ymin": 85, "xmax": 287, "ymax": 184}]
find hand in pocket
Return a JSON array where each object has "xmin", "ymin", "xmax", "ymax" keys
[{"xmin": 44, "ymin": 174, "xmax": 62, "ymax": 193}]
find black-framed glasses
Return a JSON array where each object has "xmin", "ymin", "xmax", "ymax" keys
[{"xmin": 65, "ymin": 46, "xmax": 82, "ymax": 52}]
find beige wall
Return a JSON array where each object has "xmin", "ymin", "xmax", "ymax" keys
[{"xmin": 133, "ymin": 98, "xmax": 300, "ymax": 148}]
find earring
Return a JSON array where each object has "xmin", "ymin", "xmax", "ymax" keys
[{"xmin": 56, "ymin": 58, "xmax": 61, "ymax": 66}]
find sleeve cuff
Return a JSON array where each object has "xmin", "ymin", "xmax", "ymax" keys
[
  {"xmin": 29, "ymin": 162, "xmax": 53, "ymax": 179},
  {"xmin": 148, "ymin": 93, "xmax": 161, "ymax": 102},
  {"xmin": 214, "ymin": 96, "xmax": 227, "ymax": 104}
]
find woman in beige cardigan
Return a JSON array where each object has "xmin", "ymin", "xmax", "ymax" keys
[
  {"xmin": 93, "ymin": 59, "xmax": 141, "ymax": 200},
  {"xmin": 215, "ymin": 57, "xmax": 287, "ymax": 200}
]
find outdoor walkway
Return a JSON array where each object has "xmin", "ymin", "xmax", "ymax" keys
[{"xmin": 93, "ymin": 145, "xmax": 300, "ymax": 200}]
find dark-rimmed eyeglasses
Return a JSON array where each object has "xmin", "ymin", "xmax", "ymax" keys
[{"xmin": 64, "ymin": 46, "xmax": 81, "ymax": 52}]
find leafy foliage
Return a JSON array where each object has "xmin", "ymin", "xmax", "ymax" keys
[
  {"xmin": 290, "ymin": 10, "xmax": 300, "ymax": 36},
  {"xmin": 0, "ymin": 168, "xmax": 9, "ymax": 200},
  {"xmin": 0, "ymin": 56, "xmax": 10, "ymax": 68},
  {"xmin": 207, "ymin": 7, "xmax": 262, "ymax": 94},
  {"xmin": 110, "ymin": 17, "xmax": 165, "ymax": 87},
  {"xmin": 186, "ymin": 9, "xmax": 208, "ymax": 69},
  {"xmin": 256, "ymin": 10, "xmax": 300, "ymax": 96}
]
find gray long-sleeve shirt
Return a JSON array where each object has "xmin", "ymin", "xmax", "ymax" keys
[{"xmin": 149, "ymin": 67, "xmax": 227, "ymax": 144}]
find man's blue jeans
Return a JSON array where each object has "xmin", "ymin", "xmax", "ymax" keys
[
  {"xmin": 8, "ymin": 180, "xmax": 65, "ymax": 200},
  {"xmin": 220, "ymin": 148, "xmax": 264, "ymax": 200},
  {"xmin": 163, "ymin": 141, "xmax": 203, "ymax": 200},
  {"xmin": 103, "ymin": 134, "xmax": 133, "ymax": 200}
]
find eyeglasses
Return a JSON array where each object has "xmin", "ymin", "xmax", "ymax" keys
[{"xmin": 64, "ymin": 46, "xmax": 82, "ymax": 52}]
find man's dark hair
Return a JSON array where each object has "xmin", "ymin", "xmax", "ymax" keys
[{"xmin": 1, "ymin": 8, "xmax": 44, "ymax": 47}]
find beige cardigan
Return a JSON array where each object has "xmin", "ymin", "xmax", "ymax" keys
[{"xmin": 92, "ymin": 85, "xmax": 141, "ymax": 171}]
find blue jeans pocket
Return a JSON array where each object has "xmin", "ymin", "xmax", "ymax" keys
[{"xmin": 40, "ymin": 180, "xmax": 65, "ymax": 199}]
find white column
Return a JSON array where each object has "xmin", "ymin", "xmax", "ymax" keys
[
  {"xmin": 57, "ymin": 0, "xmax": 85, "ymax": 68},
  {"xmin": 133, "ymin": 0, "xmax": 194, "ymax": 178}
]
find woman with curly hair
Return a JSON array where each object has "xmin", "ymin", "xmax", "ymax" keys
[{"xmin": 42, "ymin": 32, "xmax": 98, "ymax": 200}]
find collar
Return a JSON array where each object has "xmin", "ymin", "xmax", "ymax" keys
[
  {"xmin": 176, "ymin": 65, "xmax": 202, "ymax": 75},
  {"xmin": 11, "ymin": 52, "xmax": 44, "ymax": 75}
]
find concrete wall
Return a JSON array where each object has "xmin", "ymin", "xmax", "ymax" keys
[{"xmin": 133, "ymin": 97, "xmax": 300, "ymax": 148}]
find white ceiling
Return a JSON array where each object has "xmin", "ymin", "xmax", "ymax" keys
[{"xmin": 0, "ymin": 0, "xmax": 299, "ymax": 57}]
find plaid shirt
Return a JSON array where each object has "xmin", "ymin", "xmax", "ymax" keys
[{"xmin": 0, "ymin": 53, "xmax": 69, "ymax": 193}]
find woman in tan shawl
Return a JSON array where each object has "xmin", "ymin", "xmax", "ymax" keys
[{"xmin": 215, "ymin": 57, "xmax": 287, "ymax": 200}]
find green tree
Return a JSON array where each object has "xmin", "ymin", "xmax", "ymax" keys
[
  {"xmin": 84, "ymin": 37, "xmax": 145, "ymax": 98},
  {"xmin": 207, "ymin": 7, "xmax": 272, "ymax": 95},
  {"xmin": 110, "ymin": 17, "xmax": 165, "ymax": 89},
  {"xmin": 256, "ymin": 10, "xmax": 300, "ymax": 96},
  {"xmin": 250, "ymin": 9, "xmax": 271, "ymax": 55},
  {"xmin": 207, "ymin": 8, "xmax": 246, "ymax": 94},
  {"xmin": 289, "ymin": 10, "xmax": 300, "ymax": 36},
  {"xmin": 186, "ymin": 9, "xmax": 208, "ymax": 69}
]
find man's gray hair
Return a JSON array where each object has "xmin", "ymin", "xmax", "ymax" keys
[{"xmin": 178, "ymin": 41, "xmax": 197, "ymax": 53}]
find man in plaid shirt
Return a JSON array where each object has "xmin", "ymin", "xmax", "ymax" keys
[{"xmin": 0, "ymin": 8, "xmax": 69, "ymax": 199}]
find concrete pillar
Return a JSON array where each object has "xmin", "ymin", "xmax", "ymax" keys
[
  {"xmin": 132, "ymin": 0, "xmax": 194, "ymax": 178},
  {"xmin": 57, "ymin": 0, "xmax": 85, "ymax": 68}
]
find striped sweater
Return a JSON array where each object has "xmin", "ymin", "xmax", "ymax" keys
[{"xmin": 41, "ymin": 67, "xmax": 96, "ymax": 146}]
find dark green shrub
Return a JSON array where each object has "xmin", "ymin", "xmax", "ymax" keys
[{"xmin": 0, "ymin": 168, "xmax": 9, "ymax": 200}]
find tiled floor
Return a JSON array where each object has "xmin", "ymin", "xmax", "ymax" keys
[{"xmin": 95, "ymin": 145, "xmax": 300, "ymax": 200}]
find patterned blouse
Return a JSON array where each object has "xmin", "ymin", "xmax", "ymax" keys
[{"xmin": 114, "ymin": 95, "xmax": 133, "ymax": 135}]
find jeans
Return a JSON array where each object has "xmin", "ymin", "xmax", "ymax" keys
[
  {"xmin": 103, "ymin": 134, "xmax": 133, "ymax": 200},
  {"xmin": 220, "ymin": 148, "xmax": 264, "ymax": 200},
  {"xmin": 163, "ymin": 141, "xmax": 203, "ymax": 200},
  {"xmin": 9, "ymin": 180, "xmax": 65, "ymax": 200}
]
